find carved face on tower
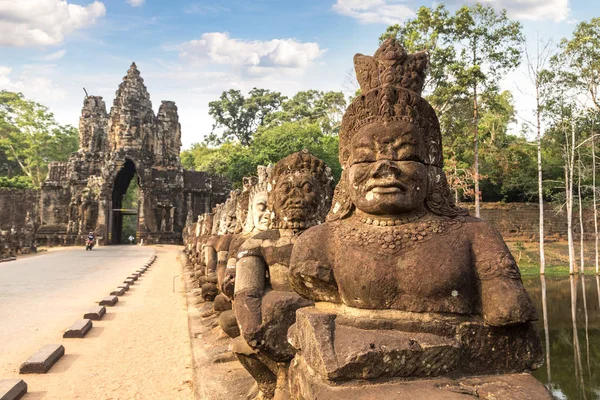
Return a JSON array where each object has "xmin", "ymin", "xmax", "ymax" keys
[
  {"xmin": 268, "ymin": 150, "xmax": 334, "ymax": 229},
  {"xmin": 347, "ymin": 120, "xmax": 428, "ymax": 215}
]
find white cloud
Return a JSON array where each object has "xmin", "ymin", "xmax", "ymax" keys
[
  {"xmin": 37, "ymin": 49, "xmax": 67, "ymax": 61},
  {"xmin": 465, "ymin": 0, "xmax": 570, "ymax": 22},
  {"xmin": 184, "ymin": 4, "xmax": 229, "ymax": 14},
  {"xmin": 126, "ymin": 0, "xmax": 145, "ymax": 7},
  {"xmin": 0, "ymin": 0, "xmax": 106, "ymax": 47},
  {"xmin": 0, "ymin": 64, "xmax": 67, "ymax": 106},
  {"xmin": 332, "ymin": 0, "xmax": 415, "ymax": 25},
  {"xmin": 178, "ymin": 32, "xmax": 325, "ymax": 75}
]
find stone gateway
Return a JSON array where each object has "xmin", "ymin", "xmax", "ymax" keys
[{"xmin": 36, "ymin": 63, "xmax": 229, "ymax": 245}]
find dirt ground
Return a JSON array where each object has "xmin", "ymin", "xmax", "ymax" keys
[
  {"xmin": 3, "ymin": 245, "xmax": 194, "ymax": 400},
  {"xmin": 180, "ymin": 254, "xmax": 255, "ymax": 400}
]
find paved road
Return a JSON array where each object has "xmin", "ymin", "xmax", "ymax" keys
[{"xmin": 0, "ymin": 245, "xmax": 154, "ymax": 369}]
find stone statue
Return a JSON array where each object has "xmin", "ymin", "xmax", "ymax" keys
[
  {"xmin": 218, "ymin": 166, "xmax": 273, "ymax": 338},
  {"xmin": 286, "ymin": 39, "xmax": 548, "ymax": 398},
  {"xmin": 233, "ymin": 150, "xmax": 334, "ymax": 399},
  {"xmin": 201, "ymin": 204, "xmax": 224, "ymax": 301}
]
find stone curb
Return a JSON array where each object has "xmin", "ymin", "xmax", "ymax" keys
[
  {"xmin": 0, "ymin": 379, "xmax": 27, "ymax": 400},
  {"xmin": 63, "ymin": 319, "xmax": 93, "ymax": 338},
  {"xmin": 84, "ymin": 306, "xmax": 106, "ymax": 320},
  {"xmin": 19, "ymin": 344, "xmax": 64, "ymax": 374},
  {"xmin": 99, "ymin": 295, "xmax": 118, "ymax": 306},
  {"xmin": 117, "ymin": 283, "xmax": 130, "ymax": 291},
  {"xmin": 124, "ymin": 278, "xmax": 135, "ymax": 285},
  {"xmin": 128, "ymin": 275, "xmax": 138, "ymax": 281},
  {"xmin": 110, "ymin": 287, "xmax": 126, "ymax": 296}
]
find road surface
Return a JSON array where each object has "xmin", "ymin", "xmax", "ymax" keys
[{"xmin": 0, "ymin": 245, "xmax": 194, "ymax": 399}]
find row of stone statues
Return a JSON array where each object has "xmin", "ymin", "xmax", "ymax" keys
[{"xmin": 182, "ymin": 39, "xmax": 551, "ymax": 399}]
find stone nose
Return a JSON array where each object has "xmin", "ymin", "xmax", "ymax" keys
[{"xmin": 372, "ymin": 159, "xmax": 400, "ymax": 178}]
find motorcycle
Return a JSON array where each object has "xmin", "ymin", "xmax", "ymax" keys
[{"xmin": 85, "ymin": 238, "xmax": 94, "ymax": 251}]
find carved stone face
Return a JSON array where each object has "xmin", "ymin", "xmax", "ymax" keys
[
  {"xmin": 272, "ymin": 173, "xmax": 321, "ymax": 224},
  {"xmin": 251, "ymin": 191, "xmax": 270, "ymax": 231},
  {"xmin": 347, "ymin": 120, "xmax": 427, "ymax": 215}
]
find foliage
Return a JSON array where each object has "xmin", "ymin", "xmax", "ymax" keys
[
  {"xmin": 0, "ymin": 90, "xmax": 78, "ymax": 187},
  {"xmin": 0, "ymin": 175, "xmax": 36, "ymax": 189},
  {"xmin": 206, "ymin": 88, "xmax": 286, "ymax": 146},
  {"xmin": 205, "ymin": 88, "xmax": 346, "ymax": 146},
  {"xmin": 182, "ymin": 121, "xmax": 340, "ymax": 185}
]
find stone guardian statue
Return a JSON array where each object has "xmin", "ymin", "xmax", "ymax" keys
[{"xmin": 287, "ymin": 39, "xmax": 549, "ymax": 399}]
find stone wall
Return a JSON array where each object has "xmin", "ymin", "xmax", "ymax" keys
[
  {"xmin": 466, "ymin": 202, "xmax": 595, "ymax": 241},
  {"xmin": 0, "ymin": 188, "xmax": 38, "ymax": 256}
]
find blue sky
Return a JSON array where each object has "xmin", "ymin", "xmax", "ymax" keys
[{"xmin": 0, "ymin": 0, "xmax": 594, "ymax": 148}]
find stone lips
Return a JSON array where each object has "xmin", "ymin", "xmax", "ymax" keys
[{"xmin": 19, "ymin": 344, "xmax": 65, "ymax": 374}]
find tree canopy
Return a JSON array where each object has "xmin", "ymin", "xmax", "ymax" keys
[{"xmin": 0, "ymin": 90, "xmax": 78, "ymax": 188}]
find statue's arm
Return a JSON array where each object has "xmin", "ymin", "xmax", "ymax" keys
[
  {"xmin": 234, "ymin": 253, "xmax": 267, "ymax": 341},
  {"xmin": 289, "ymin": 225, "xmax": 340, "ymax": 303},
  {"xmin": 204, "ymin": 245, "xmax": 218, "ymax": 282},
  {"xmin": 470, "ymin": 220, "xmax": 538, "ymax": 326}
]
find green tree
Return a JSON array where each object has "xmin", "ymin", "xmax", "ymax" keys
[
  {"xmin": 184, "ymin": 121, "xmax": 341, "ymax": 185},
  {"xmin": 453, "ymin": 4, "xmax": 524, "ymax": 216},
  {"xmin": 380, "ymin": 4, "xmax": 462, "ymax": 117},
  {"xmin": 267, "ymin": 90, "xmax": 346, "ymax": 135},
  {"xmin": 0, "ymin": 90, "xmax": 78, "ymax": 187},
  {"xmin": 206, "ymin": 88, "xmax": 286, "ymax": 146}
]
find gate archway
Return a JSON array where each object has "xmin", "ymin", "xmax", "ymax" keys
[{"xmin": 109, "ymin": 159, "xmax": 139, "ymax": 244}]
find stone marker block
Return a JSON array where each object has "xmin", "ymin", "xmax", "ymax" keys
[
  {"xmin": 0, "ymin": 379, "xmax": 27, "ymax": 400},
  {"xmin": 128, "ymin": 275, "xmax": 138, "ymax": 281},
  {"xmin": 118, "ymin": 283, "xmax": 129, "ymax": 291},
  {"xmin": 63, "ymin": 319, "xmax": 93, "ymax": 338},
  {"xmin": 99, "ymin": 295, "xmax": 118, "ymax": 306},
  {"xmin": 110, "ymin": 287, "xmax": 126, "ymax": 296},
  {"xmin": 84, "ymin": 306, "xmax": 106, "ymax": 320},
  {"xmin": 131, "ymin": 273, "xmax": 140, "ymax": 278},
  {"xmin": 19, "ymin": 344, "xmax": 64, "ymax": 374},
  {"xmin": 124, "ymin": 278, "xmax": 135, "ymax": 285}
]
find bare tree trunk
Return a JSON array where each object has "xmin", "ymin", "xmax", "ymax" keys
[
  {"xmin": 578, "ymin": 148, "xmax": 585, "ymax": 275},
  {"xmin": 567, "ymin": 164, "xmax": 575, "ymax": 275},
  {"xmin": 473, "ymin": 83, "xmax": 480, "ymax": 218},
  {"xmin": 541, "ymin": 275, "xmax": 551, "ymax": 383},
  {"xmin": 593, "ymin": 132, "xmax": 599, "ymax": 275},
  {"xmin": 537, "ymin": 82, "xmax": 546, "ymax": 275},
  {"xmin": 566, "ymin": 120, "xmax": 576, "ymax": 275}
]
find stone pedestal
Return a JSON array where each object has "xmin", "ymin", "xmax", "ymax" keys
[
  {"xmin": 287, "ymin": 304, "xmax": 548, "ymax": 399},
  {"xmin": 289, "ymin": 357, "xmax": 551, "ymax": 400}
]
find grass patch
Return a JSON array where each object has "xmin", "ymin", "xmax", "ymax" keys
[{"xmin": 507, "ymin": 240, "xmax": 600, "ymax": 277}]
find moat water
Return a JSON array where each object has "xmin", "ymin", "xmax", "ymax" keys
[{"xmin": 524, "ymin": 275, "xmax": 600, "ymax": 399}]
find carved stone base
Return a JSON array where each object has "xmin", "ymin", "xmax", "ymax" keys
[
  {"xmin": 289, "ymin": 304, "xmax": 543, "ymax": 382},
  {"xmin": 289, "ymin": 355, "xmax": 552, "ymax": 400}
]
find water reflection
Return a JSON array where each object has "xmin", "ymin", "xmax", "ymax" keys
[{"xmin": 525, "ymin": 275, "xmax": 600, "ymax": 399}]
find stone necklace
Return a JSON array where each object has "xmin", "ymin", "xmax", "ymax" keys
[{"xmin": 334, "ymin": 211, "xmax": 463, "ymax": 252}]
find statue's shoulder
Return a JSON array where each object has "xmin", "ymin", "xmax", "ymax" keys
[
  {"xmin": 296, "ymin": 222, "xmax": 335, "ymax": 245},
  {"xmin": 458, "ymin": 215, "xmax": 504, "ymax": 239},
  {"xmin": 206, "ymin": 235, "xmax": 219, "ymax": 247},
  {"xmin": 237, "ymin": 229, "xmax": 282, "ymax": 254}
]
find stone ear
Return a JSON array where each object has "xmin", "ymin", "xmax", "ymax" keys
[
  {"xmin": 326, "ymin": 169, "xmax": 354, "ymax": 222},
  {"xmin": 424, "ymin": 165, "xmax": 468, "ymax": 218}
]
